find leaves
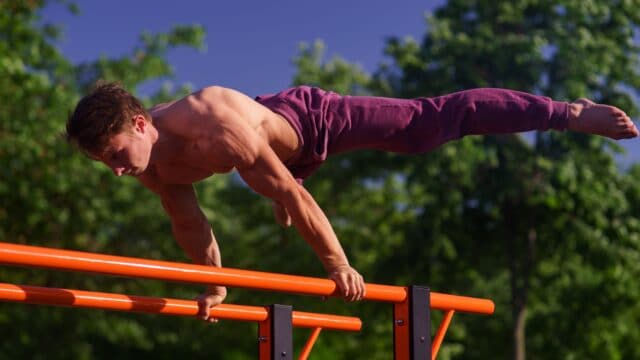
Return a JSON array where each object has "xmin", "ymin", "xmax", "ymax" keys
[
  {"xmin": 290, "ymin": 1, "xmax": 640, "ymax": 359},
  {"xmin": 2, "ymin": 0, "xmax": 640, "ymax": 359}
]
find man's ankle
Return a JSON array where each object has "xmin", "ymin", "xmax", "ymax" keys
[{"xmin": 567, "ymin": 102, "xmax": 583, "ymax": 131}]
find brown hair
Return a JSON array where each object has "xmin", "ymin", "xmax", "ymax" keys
[{"xmin": 65, "ymin": 82, "xmax": 150, "ymax": 157}]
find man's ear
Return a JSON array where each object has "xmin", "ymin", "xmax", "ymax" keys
[{"xmin": 132, "ymin": 114, "xmax": 147, "ymax": 133}]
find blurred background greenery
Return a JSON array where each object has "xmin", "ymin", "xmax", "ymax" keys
[{"xmin": 2, "ymin": 0, "xmax": 640, "ymax": 359}]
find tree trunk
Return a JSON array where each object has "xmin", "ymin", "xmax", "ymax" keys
[
  {"xmin": 513, "ymin": 298, "xmax": 527, "ymax": 360},
  {"xmin": 506, "ymin": 206, "xmax": 536, "ymax": 360}
]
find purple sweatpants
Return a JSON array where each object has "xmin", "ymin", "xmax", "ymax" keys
[{"xmin": 255, "ymin": 86, "xmax": 569, "ymax": 181}]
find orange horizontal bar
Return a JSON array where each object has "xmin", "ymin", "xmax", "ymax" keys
[
  {"xmin": 0, "ymin": 243, "xmax": 399, "ymax": 302},
  {"xmin": 431, "ymin": 293, "xmax": 494, "ymax": 315},
  {"xmin": 0, "ymin": 283, "xmax": 362, "ymax": 332},
  {"xmin": 0, "ymin": 243, "xmax": 494, "ymax": 314}
]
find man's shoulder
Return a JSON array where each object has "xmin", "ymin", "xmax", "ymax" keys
[
  {"xmin": 148, "ymin": 100, "xmax": 176, "ymax": 113},
  {"xmin": 192, "ymin": 85, "xmax": 244, "ymax": 103},
  {"xmin": 168, "ymin": 86, "xmax": 243, "ymax": 120}
]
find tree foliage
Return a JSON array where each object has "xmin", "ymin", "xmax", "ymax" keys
[
  {"xmin": 292, "ymin": 1, "xmax": 640, "ymax": 359},
  {"xmin": 2, "ymin": 1, "xmax": 640, "ymax": 359}
]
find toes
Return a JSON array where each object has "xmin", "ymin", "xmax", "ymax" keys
[
  {"xmin": 617, "ymin": 128, "xmax": 638, "ymax": 139},
  {"xmin": 612, "ymin": 110, "xmax": 626, "ymax": 118},
  {"xmin": 615, "ymin": 115, "xmax": 634, "ymax": 126}
]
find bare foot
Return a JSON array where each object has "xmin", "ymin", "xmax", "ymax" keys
[{"xmin": 567, "ymin": 99, "xmax": 638, "ymax": 140}]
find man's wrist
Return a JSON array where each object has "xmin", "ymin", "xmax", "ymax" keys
[
  {"xmin": 206, "ymin": 285, "xmax": 227, "ymax": 296},
  {"xmin": 325, "ymin": 262, "xmax": 351, "ymax": 273},
  {"xmin": 567, "ymin": 102, "xmax": 583, "ymax": 131}
]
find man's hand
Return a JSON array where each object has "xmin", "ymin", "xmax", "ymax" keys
[
  {"xmin": 272, "ymin": 200, "xmax": 291, "ymax": 227},
  {"xmin": 328, "ymin": 265, "xmax": 366, "ymax": 302},
  {"xmin": 195, "ymin": 285, "xmax": 227, "ymax": 322}
]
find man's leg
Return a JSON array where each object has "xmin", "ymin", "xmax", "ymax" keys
[{"xmin": 326, "ymin": 88, "xmax": 637, "ymax": 155}]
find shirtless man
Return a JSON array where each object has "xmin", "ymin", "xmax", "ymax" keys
[{"xmin": 65, "ymin": 83, "xmax": 638, "ymax": 321}]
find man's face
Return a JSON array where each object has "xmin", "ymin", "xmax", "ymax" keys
[{"xmin": 98, "ymin": 115, "xmax": 152, "ymax": 177}]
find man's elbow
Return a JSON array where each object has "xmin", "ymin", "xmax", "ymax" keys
[{"xmin": 276, "ymin": 182, "xmax": 306, "ymax": 210}]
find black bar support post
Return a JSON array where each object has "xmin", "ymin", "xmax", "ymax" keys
[
  {"xmin": 393, "ymin": 286, "xmax": 431, "ymax": 359},
  {"xmin": 258, "ymin": 304, "xmax": 293, "ymax": 360}
]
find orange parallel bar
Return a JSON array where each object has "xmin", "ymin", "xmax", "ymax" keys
[
  {"xmin": 0, "ymin": 242, "xmax": 400, "ymax": 302},
  {"xmin": 430, "ymin": 293, "xmax": 494, "ymax": 314},
  {"xmin": 0, "ymin": 283, "xmax": 362, "ymax": 332},
  {"xmin": 0, "ymin": 242, "xmax": 494, "ymax": 314}
]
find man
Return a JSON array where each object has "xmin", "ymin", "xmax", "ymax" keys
[{"xmin": 65, "ymin": 83, "xmax": 638, "ymax": 321}]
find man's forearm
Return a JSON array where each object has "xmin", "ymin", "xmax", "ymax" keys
[
  {"xmin": 172, "ymin": 220, "xmax": 224, "ymax": 294},
  {"xmin": 172, "ymin": 220, "xmax": 222, "ymax": 268},
  {"xmin": 285, "ymin": 184, "xmax": 350, "ymax": 272},
  {"xmin": 284, "ymin": 184, "xmax": 367, "ymax": 300}
]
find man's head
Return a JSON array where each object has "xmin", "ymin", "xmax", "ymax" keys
[{"xmin": 66, "ymin": 82, "xmax": 154, "ymax": 176}]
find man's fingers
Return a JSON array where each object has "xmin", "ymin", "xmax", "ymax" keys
[
  {"xmin": 348, "ymin": 275, "xmax": 359, "ymax": 301},
  {"xmin": 338, "ymin": 274, "xmax": 350, "ymax": 299},
  {"xmin": 331, "ymin": 269, "xmax": 366, "ymax": 302},
  {"xmin": 197, "ymin": 298, "xmax": 211, "ymax": 320},
  {"xmin": 357, "ymin": 274, "xmax": 366, "ymax": 301},
  {"xmin": 196, "ymin": 298, "xmax": 209, "ymax": 319},
  {"xmin": 356, "ymin": 273, "xmax": 365, "ymax": 300},
  {"xmin": 350, "ymin": 275, "xmax": 361, "ymax": 302},
  {"xmin": 351, "ymin": 273, "xmax": 365, "ymax": 301},
  {"xmin": 328, "ymin": 266, "xmax": 366, "ymax": 302},
  {"xmin": 196, "ymin": 294, "xmax": 224, "ymax": 321},
  {"xmin": 330, "ymin": 271, "xmax": 349, "ymax": 298}
]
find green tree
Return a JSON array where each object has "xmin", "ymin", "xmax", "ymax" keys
[
  {"xmin": 0, "ymin": 1, "xmax": 238, "ymax": 359},
  {"xmin": 290, "ymin": 1, "xmax": 640, "ymax": 359},
  {"xmin": 3, "ymin": 0, "xmax": 640, "ymax": 359}
]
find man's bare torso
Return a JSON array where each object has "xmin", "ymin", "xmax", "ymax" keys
[{"xmin": 136, "ymin": 86, "xmax": 300, "ymax": 190}]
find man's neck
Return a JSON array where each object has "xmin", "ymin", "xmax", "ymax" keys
[
  {"xmin": 148, "ymin": 121, "xmax": 165, "ymax": 165},
  {"xmin": 148, "ymin": 120, "xmax": 183, "ymax": 165}
]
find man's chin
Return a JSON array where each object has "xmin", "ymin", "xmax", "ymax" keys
[{"xmin": 130, "ymin": 167, "xmax": 145, "ymax": 176}]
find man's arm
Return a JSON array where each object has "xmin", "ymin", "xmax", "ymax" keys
[
  {"xmin": 149, "ymin": 182, "xmax": 226, "ymax": 321},
  {"xmin": 238, "ymin": 146, "xmax": 365, "ymax": 301},
  {"xmin": 202, "ymin": 94, "xmax": 365, "ymax": 300}
]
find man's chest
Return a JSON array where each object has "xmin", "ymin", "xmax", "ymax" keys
[
  {"xmin": 151, "ymin": 147, "xmax": 235, "ymax": 185},
  {"xmin": 153, "ymin": 162, "xmax": 214, "ymax": 184}
]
